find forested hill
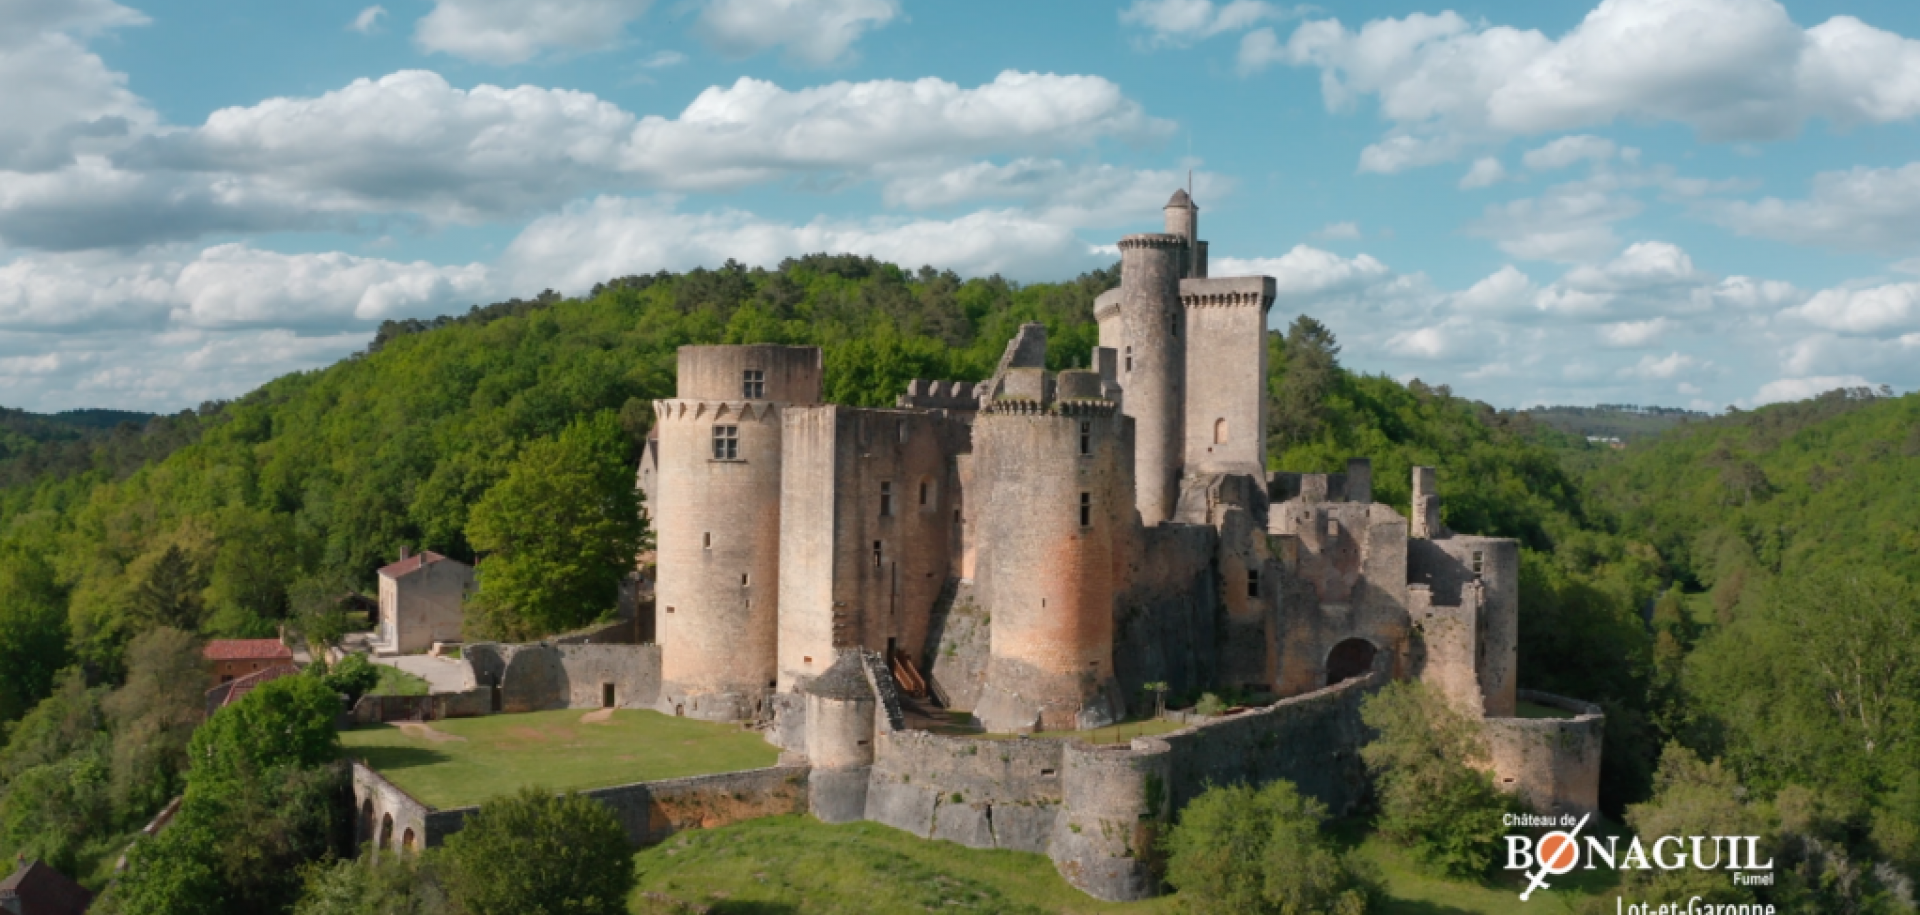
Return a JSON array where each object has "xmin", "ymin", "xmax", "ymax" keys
[{"xmin": 1581, "ymin": 386, "xmax": 1920, "ymax": 588}]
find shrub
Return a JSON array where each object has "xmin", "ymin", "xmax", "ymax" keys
[
  {"xmin": 439, "ymin": 787, "xmax": 634, "ymax": 915},
  {"xmin": 1194, "ymin": 693, "xmax": 1226, "ymax": 717},
  {"xmin": 1359, "ymin": 681, "xmax": 1516, "ymax": 878},
  {"xmin": 1161, "ymin": 779, "xmax": 1377, "ymax": 915}
]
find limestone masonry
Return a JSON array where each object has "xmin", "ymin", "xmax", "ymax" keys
[{"xmin": 357, "ymin": 192, "xmax": 1603, "ymax": 902}]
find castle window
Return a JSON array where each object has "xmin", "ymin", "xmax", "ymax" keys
[
  {"xmin": 712, "ymin": 425, "xmax": 738, "ymax": 460},
  {"xmin": 741, "ymin": 573, "xmax": 749, "ymax": 586},
  {"xmin": 1124, "ymin": 346, "xmax": 1132, "ymax": 373},
  {"xmin": 742, "ymin": 370, "xmax": 765, "ymax": 399},
  {"xmin": 1471, "ymin": 550, "xmax": 1484, "ymax": 575},
  {"xmin": 1170, "ymin": 316, "xmax": 1178, "ymax": 337},
  {"xmin": 1214, "ymin": 417, "xmax": 1228, "ymax": 445},
  {"xmin": 879, "ymin": 482, "xmax": 893, "ymax": 517},
  {"xmin": 1328, "ymin": 519, "xmax": 1340, "ymax": 538},
  {"xmin": 1079, "ymin": 421, "xmax": 1091, "ymax": 455},
  {"xmin": 919, "ymin": 479, "xmax": 929, "ymax": 505},
  {"xmin": 702, "ymin": 532, "xmax": 712, "ymax": 550},
  {"xmin": 1080, "ymin": 492, "xmax": 1092, "ymax": 527},
  {"xmin": 898, "ymin": 421, "xmax": 909, "ymax": 444},
  {"xmin": 954, "ymin": 509, "xmax": 962, "ymax": 525},
  {"xmin": 1247, "ymin": 568, "xmax": 1260, "ymax": 598},
  {"xmin": 873, "ymin": 541, "xmax": 883, "ymax": 568},
  {"xmin": 666, "ymin": 606, "xmax": 675, "ymax": 614}
]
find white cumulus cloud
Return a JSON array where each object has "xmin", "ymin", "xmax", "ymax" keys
[
  {"xmin": 1121, "ymin": 0, "xmax": 1294, "ymax": 47},
  {"xmin": 414, "ymin": 0, "xmax": 654, "ymax": 64},
  {"xmin": 696, "ymin": 0, "xmax": 898, "ymax": 66},
  {"xmin": 349, "ymin": 6, "xmax": 387, "ymax": 34},
  {"xmin": 1458, "ymin": 156, "xmax": 1507, "ymax": 189},
  {"xmin": 1243, "ymin": 0, "xmax": 1920, "ymax": 172}
]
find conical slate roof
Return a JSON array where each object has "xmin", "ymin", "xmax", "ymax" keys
[
  {"xmin": 1166, "ymin": 188, "xmax": 1192, "ymax": 207},
  {"xmin": 803, "ymin": 653, "xmax": 874, "ymax": 701}
]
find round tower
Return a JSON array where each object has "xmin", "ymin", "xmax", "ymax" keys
[
  {"xmin": 972, "ymin": 371, "xmax": 1131, "ymax": 732},
  {"xmin": 654, "ymin": 344, "xmax": 821, "ymax": 721},
  {"xmin": 803, "ymin": 652, "xmax": 877, "ymax": 823},
  {"xmin": 1117, "ymin": 233, "xmax": 1184, "ymax": 526}
]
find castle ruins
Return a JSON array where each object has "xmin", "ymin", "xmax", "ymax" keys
[{"xmin": 357, "ymin": 192, "xmax": 1604, "ymax": 902}]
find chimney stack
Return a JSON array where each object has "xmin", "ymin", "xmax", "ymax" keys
[{"xmin": 399, "ymin": 545, "xmax": 411, "ymax": 560}]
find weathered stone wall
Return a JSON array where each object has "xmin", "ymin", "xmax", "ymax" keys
[
  {"xmin": 351, "ymin": 762, "xmax": 433, "ymax": 854},
  {"xmin": 1408, "ymin": 536, "xmax": 1519, "ymax": 717},
  {"xmin": 1270, "ymin": 500, "xmax": 1410, "ymax": 697},
  {"xmin": 1156, "ymin": 672, "xmax": 1377, "ymax": 814},
  {"xmin": 674, "ymin": 344, "xmax": 822, "ymax": 404},
  {"xmin": 1485, "ymin": 691, "xmax": 1604, "ymax": 818},
  {"xmin": 1111, "ymin": 523, "xmax": 1218, "ymax": 714},
  {"xmin": 1409, "ymin": 586, "xmax": 1484, "ymax": 717},
  {"xmin": 409, "ymin": 766, "xmax": 811, "ymax": 848},
  {"xmin": 924, "ymin": 580, "xmax": 988, "ymax": 712},
  {"xmin": 462, "ymin": 642, "xmax": 661, "ymax": 713},
  {"xmin": 865, "ymin": 729, "xmax": 1066, "ymax": 854},
  {"xmin": 1050, "ymin": 739, "xmax": 1172, "ymax": 901},
  {"xmin": 776, "ymin": 406, "xmax": 967, "ymax": 691}
]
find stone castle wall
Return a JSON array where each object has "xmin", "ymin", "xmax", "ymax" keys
[
  {"xmin": 355, "ymin": 762, "xmax": 809, "ymax": 850},
  {"xmin": 1485, "ymin": 690, "xmax": 1604, "ymax": 818},
  {"xmin": 464, "ymin": 642, "xmax": 661, "ymax": 713}
]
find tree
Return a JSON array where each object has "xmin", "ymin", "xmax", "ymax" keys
[
  {"xmin": 1360, "ymin": 681, "xmax": 1516, "ymax": 878},
  {"xmin": 466, "ymin": 413, "xmax": 648, "ymax": 640},
  {"xmin": 104, "ymin": 626, "xmax": 205, "ymax": 817},
  {"xmin": 188, "ymin": 675, "xmax": 342, "ymax": 786},
  {"xmin": 1267, "ymin": 316, "xmax": 1341, "ymax": 453},
  {"xmin": 294, "ymin": 851, "xmax": 450, "ymax": 915},
  {"xmin": 438, "ymin": 787, "xmax": 634, "ymax": 915},
  {"xmin": 0, "ymin": 544, "xmax": 69, "ymax": 722},
  {"xmin": 98, "ymin": 675, "xmax": 352, "ymax": 915},
  {"xmin": 1161, "ymin": 779, "xmax": 1376, "ymax": 915},
  {"xmin": 319, "ymin": 653, "xmax": 381, "ymax": 708}
]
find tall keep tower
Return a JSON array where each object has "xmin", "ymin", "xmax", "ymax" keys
[
  {"xmin": 972, "ymin": 361, "xmax": 1132, "ymax": 732},
  {"xmin": 1114, "ymin": 233, "xmax": 1185, "ymax": 526},
  {"xmin": 654, "ymin": 344, "xmax": 822, "ymax": 720}
]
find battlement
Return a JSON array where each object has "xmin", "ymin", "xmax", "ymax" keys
[
  {"xmin": 652, "ymin": 399, "xmax": 781, "ymax": 423},
  {"xmin": 895, "ymin": 379, "xmax": 981, "ymax": 412},
  {"xmin": 1179, "ymin": 275, "xmax": 1275, "ymax": 310},
  {"xmin": 1116, "ymin": 232, "xmax": 1186, "ymax": 250}
]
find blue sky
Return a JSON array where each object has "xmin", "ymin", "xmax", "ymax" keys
[{"xmin": 4, "ymin": 0, "xmax": 1920, "ymax": 413}]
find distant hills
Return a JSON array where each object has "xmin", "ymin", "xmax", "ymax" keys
[{"xmin": 1518, "ymin": 404, "xmax": 1712, "ymax": 443}]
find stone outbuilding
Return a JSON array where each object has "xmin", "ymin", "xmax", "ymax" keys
[{"xmin": 373, "ymin": 548, "xmax": 475, "ymax": 655}]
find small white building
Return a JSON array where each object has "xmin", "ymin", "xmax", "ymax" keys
[{"xmin": 373, "ymin": 548, "xmax": 474, "ymax": 655}]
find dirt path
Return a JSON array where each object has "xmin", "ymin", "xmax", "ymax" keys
[
  {"xmin": 579, "ymin": 708, "xmax": 616, "ymax": 724},
  {"xmin": 396, "ymin": 721, "xmax": 467, "ymax": 742}
]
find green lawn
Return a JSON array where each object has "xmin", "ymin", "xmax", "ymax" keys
[
  {"xmin": 370, "ymin": 664, "xmax": 431, "ymax": 696},
  {"xmin": 629, "ymin": 815, "xmax": 1176, "ymax": 915},
  {"xmin": 626, "ymin": 815, "xmax": 1619, "ymax": 915},
  {"xmin": 1335, "ymin": 818, "xmax": 1621, "ymax": 915},
  {"xmin": 341, "ymin": 709, "xmax": 779, "ymax": 809},
  {"xmin": 1515, "ymin": 699, "xmax": 1578, "ymax": 720}
]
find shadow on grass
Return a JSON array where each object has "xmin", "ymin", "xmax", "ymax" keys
[
  {"xmin": 350, "ymin": 745, "xmax": 451, "ymax": 772},
  {"xmin": 1375, "ymin": 899, "xmax": 1480, "ymax": 915}
]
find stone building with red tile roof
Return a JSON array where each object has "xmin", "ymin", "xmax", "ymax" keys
[
  {"xmin": 373, "ymin": 547, "xmax": 474, "ymax": 655},
  {"xmin": 203, "ymin": 638, "xmax": 293, "ymax": 683}
]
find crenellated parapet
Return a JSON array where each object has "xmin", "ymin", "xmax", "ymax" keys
[{"xmin": 1116, "ymin": 232, "xmax": 1185, "ymax": 250}]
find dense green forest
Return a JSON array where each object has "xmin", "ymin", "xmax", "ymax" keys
[{"xmin": 0, "ymin": 254, "xmax": 1912, "ymax": 910}]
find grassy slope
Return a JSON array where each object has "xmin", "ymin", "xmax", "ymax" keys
[
  {"xmin": 369, "ymin": 664, "xmax": 431, "ymax": 696},
  {"xmin": 340, "ymin": 709, "xmax": 777, "ymax": 808},
  {"xmin": 625, "ymin": 816, "xmax": 1617, "ymax": 915}
]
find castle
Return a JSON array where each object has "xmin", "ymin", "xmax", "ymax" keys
[
  {"xmin": 630, "ymin": 191, "xmax": 1604, "ymax": 895},
  {"xmin": 353, "ymin": 192, "xmax": 1603, "ymax": 903}
]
